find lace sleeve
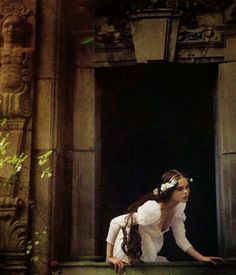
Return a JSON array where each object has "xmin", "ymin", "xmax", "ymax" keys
[{"xmin": 171, "ymin": 212, "xmax": 192, "ymax": 252}]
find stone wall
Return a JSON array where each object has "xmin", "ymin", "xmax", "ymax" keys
[{"xmin": 1, "ymin": 1, "xmax": 236, "ymax": 274}]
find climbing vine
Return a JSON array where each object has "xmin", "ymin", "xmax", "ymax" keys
[{"xmin": 0, "ymin": 118, "xmax": 61, "ymax": 274}]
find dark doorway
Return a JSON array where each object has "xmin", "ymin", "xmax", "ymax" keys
[{"xmin": 97, "ymin": 64, "xmax": 218, "ymax": 260}]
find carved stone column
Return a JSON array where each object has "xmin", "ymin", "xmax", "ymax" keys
[{"xmin": 0, "ymin": 0, "xmax": 36, "ymax": 273}]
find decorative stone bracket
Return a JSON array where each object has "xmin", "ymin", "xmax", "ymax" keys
[{"xmin": 0, "ymin": 196, "xmax": 26, "ymax": 251}]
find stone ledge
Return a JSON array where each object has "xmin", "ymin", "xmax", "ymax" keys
[{"xmin": 59, "ymin": 260, "xmax": 236, "ymax": 275}]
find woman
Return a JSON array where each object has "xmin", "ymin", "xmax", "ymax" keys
[{"xmin": 106, "ymin": 169, "xmax": 223, "ymax": 273}]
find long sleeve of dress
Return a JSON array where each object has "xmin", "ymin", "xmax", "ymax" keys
[
  {"xmin": 106, "ymin": 214, "xmax": 135, "ymax": 245},
  {"xmin": 171, "ymin": 203, "xmax": 192, "ymax": 252}
]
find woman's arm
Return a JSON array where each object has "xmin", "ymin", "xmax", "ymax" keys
[
  {"xmin": 171, "ymin": 216, "xmax": 193, "ymax": 252},
  {"xmin": 186, "ymin": 246, "xmax": 224, "ymax": 265},
  {"xmin": 106, "ymin": 215, "xmax": 130, "ymax": 273},
  {"xmin": 172, "ymin": 217, "xmax": 224, "ymax": 265},
  {"xmin": 106, "ymin": 214, "xmax": 129, "ymax": 245},
  {"xmin": 106, "ymin": 242, "xmax": 128, "ymax": 273}
]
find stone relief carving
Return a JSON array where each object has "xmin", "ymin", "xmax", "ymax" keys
[
  {"xmin": 0, "ymin": 0, "xmax": 35, "ymax": 272},
  {"xmin": 0, "ymin": 196, "xmax": 26, "ymax": 252},
  {"xmin": 0, "ymin": 12, "xmax": 33, "ymax": 118},
  {"xmin": 95, "ymin": 17, "xmax": 224, "ymax": 48},
  {"xmin": 127, "ymin": 0, "xmax": 233, "ymax": 11},
  {"xmin": 126, "ymin": 0, "xmax": 233, "ymax": 27},
  {"xmin": 178, "ymin": 26, "xmax": 222, "ymax": 42},
  {"xmin": 129, "ymin": 0, "xmax": 179, "ymax": 10},
  {"xmin": 0, "ymin": 0, "xmax": 32, "ymax": 15},
  {"xmin": 95, "ymin": 0, "xmax": 235, "ymax": 49},
  {"xmin": 96, "ymin": 17, "xmax": 132, "ymax": 47}
]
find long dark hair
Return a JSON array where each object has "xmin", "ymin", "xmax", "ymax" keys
[{"xmin": 121, "ymin": 169, "xmax": 185, "ymax": 264}]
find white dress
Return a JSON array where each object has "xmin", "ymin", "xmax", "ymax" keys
[{"xmin": 106, "ymin": 201, "xmax": 192, "ymax": 263}]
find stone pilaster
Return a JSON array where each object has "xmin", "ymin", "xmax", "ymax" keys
[
  {"xmin": 69, "ymin": 0, "xmax": 99, "ymax": 260},
  {"xmin": 216, "ymin": 62, "xmax": 236, "ymax": 258},
  {"xmin": 30, "ymin": 0, "xmax": 67, "ymax": 273},
  {"xmin": 0, "ymin": 0, "xmax": 36, "ymax": 273}
]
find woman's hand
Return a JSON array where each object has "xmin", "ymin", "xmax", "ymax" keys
[
  {"xmin": 107, "ymin": 256, "xmax": 129, "ymax": 274},
  {"xmin": 200, "ymin": 256, "xmax": 225, "ymax": 265},
  {"xmin": 186, "ymin": 247, "xmax": 225, "ymax": 265}
]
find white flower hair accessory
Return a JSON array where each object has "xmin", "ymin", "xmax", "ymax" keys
[
  {"xmin": 160, "ymin": 177, "xmax": 193, "ymax": 193},
  {"xmin": 160, "ymin": 178, "xmax": 178, "ymax": 192},
  {"xmin": 153, "ymin": 176, "xmax": 193, "ymax": 194},
  {"xmin": 153, "ymin": 188, "xmax": 159, "ymax": 195}
]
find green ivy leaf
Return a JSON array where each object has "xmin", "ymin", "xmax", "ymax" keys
[
  {"xmin": 31, "ymin": 256, "xmax": 39, "ymax": 262},
  {"xmin": 80, "ymin": 37, "xmax": 94, "ymax": 45},
  {"xmin": 26, "ymin": 250, "xmax": 31, "ymax": 255},
  {"xmin": 0, "ymin": 137, "xmax": 9, "ymax": 154},
  {"xmin": 34, "ymin": 240, "xmax": 40, "ymax": 246},
  {"xmin": 37, "ymin": 150, "xmax": 53, "ymax": 166},
  {"xmin": 41, "ymin": 167, "xmax": 52, "ymax": 179},
  {"xmin": 27, "ymin": 244, "xmax": 33, "ymax": 250}
]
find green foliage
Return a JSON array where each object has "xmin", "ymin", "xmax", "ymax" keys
[
  {"xmin": 37, "ymin": 150, "xmax": 53, "ymax": 166},
  {"xmin": 0, "ymin": 135, "xmax": 9, "ymax": 155},
  {"xmin": 41, "ymin": 167, "xmax": 52, "ymax": 179},
  {"xmin": 26, "ymin": 229, "xmax": 47, "ymax": 263},
  {"xmin": 0, "ymin": 129, "xmax": 29, "ymax": 185},
  {"xmin": 8, "ymin": 153, "xmax": 28, "ymax": 172},
  {"xmin": 80, "ymin": 36, "xmax": 94, "ymax": 45},
  {"xmin": 0, "ymin": 118, "xmax": 53, "ymax": 267},
  {"xmin": 0, "ymin": 131, "xmax": 53, "ymax": 184},
  {"xmin": 37, "ymin": 150, "xmax": 53, "ymax": 179}
]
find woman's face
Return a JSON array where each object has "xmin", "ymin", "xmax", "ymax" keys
[{"xmin": 171, "ymin": 177, "xmax": 190, "ymax": 203}]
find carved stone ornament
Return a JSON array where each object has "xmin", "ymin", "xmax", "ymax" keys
[
  {"xmin": 0, "ymin": 0, "xmax": 32, "ymax": 15},
  {"xmin": 0, "ymin": 196, "xmax": 26, "ymax": 252},
  {"xmin": 0, "ymin": 0, "xmax": 35, "ymax": 273},
  {"xmin": 178, "ymin": 26, "xmax": 222, "ymax": 42},
  {"xmin": 96, "ymin": 17, "xmax": 132, "ymax": 47},
  {"xmin": 127, "ymin": 0, "xmax": 234, "ymax": 12},
  {"xmin": 126, "ymin": 0, "xmax": 235, "ymax": 27},
  {"xmin": 95, "ymin": 0, "xmax": 236, "ymax": 53},
  {"xmin": 0, "ymin": 0, "xmax": 34, "ymax": 118},
  {"xmin": 0, "ymin": 120, "xmax": 27, "ymax": 271}
]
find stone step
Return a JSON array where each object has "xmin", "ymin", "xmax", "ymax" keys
[{"xmin": 58, "ymin": 260, "xmax": 236, "ymax": 275}]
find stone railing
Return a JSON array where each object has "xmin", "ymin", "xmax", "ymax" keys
[{"xmin": 58, "ymin": 260, "xmax": 236, "ymax": 275}]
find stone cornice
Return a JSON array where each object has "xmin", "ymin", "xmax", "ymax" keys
[
  {"xmin": 127, "ymin": 0, "xmax": 234, "ymax": 11},
  {"xmin": 96, "ymin": 0, "xmax": 235, "ymax": 16},
  {"xmin": 94, "ymin": 17, "xmax": 236, "ymax": 65}
]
